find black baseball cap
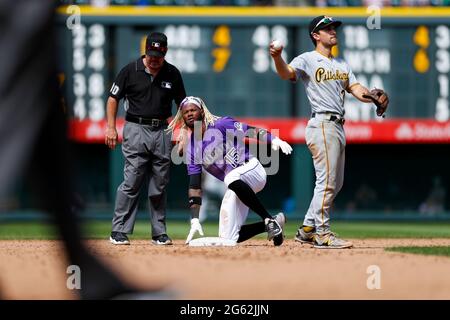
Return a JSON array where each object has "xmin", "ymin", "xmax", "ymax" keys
[
  {"xmin": 145, "ymin": 32, "xmax": 168, "ymax": 57},
  {"xmin": 309, "ymin": 15, "xmax": 342, "ymax": 35}
]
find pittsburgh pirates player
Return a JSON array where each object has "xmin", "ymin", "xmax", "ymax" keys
[
  {"xmin": 269, "ymin": 16, "xmax": 389, "ymax": 249},
  {"xmin": 168, "ymin": 96, "xmax": 293, "ymax": 246}
]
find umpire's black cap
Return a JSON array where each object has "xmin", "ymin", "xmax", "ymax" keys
[
  {"xmin": 145, "ymin": 32, "xmax": 168, "ymax": 57},
  {"xmin": 309, "ymin": 15, "xmax": 342, "ymax": 35}
]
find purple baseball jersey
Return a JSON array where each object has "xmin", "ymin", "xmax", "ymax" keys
[{"xmin": 186, "ymin": 117, "xmax": 270, "ymax": 181}]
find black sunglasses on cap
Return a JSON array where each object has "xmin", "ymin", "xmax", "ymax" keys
[{"xmin": 310, "ymin": 16, "xmax": 342, "ymax": 35}]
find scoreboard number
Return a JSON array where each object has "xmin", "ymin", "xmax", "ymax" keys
[
  {"xmin": 252, "ymin": 25, "xmax": 288, "ymax": 73},
  {"xmin": 435, "ymin": 25, "xmax": 450, "ymax": 122},
  {"xmin": 212, "ymin": 25, "xmax": 231, "ymax": 73},
  {"xmin": 71, "ymin": 23, "xmax": 106, "ymax": 121}
]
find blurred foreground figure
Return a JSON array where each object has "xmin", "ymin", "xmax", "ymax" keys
[{"xmin": 0, "ymin": 0, "xmax": 167, "ymax": 299}]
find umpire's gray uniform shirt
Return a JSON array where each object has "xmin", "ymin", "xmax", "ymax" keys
[{"xmin": 289, "ymin": 50, "xmax": 358, "ymax": 233}]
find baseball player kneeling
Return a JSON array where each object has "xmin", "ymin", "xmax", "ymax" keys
[{"xmin": 168, "ymin": 96, "xmax": 293, "ymax": 246}]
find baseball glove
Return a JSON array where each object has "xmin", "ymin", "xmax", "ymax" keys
[{"xmin": 363, "ymin": 88, "xmax": 389, "ymax": 117}]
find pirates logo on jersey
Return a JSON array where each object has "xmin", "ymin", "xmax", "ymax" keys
[{"xmin": 315, "ymin": 67, "xmax": 349, "ymax": 83}]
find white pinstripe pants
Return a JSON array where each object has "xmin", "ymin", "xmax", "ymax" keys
[{"xmin": 219, "ymin": 157, "xmax": 267, "ymax": 242}]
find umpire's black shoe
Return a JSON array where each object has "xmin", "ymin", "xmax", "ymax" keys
[
  {"xmin": 110, "ymin": 232, "xmax": 130, "ymax": 245},
  {"xmin": 152, "ymin": 234, "xmax": 173, "ymax": 245},
  {"xmin": 265, "ymin": 218, "xmax": 282, "ymax": 241}
]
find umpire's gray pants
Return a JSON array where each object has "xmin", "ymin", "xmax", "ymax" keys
[{"xmin": 112, "ymin": 121, "xmax": 172, "ymax": 237}]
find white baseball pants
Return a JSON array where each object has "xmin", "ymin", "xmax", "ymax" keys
[{"xmin": 219, "ymin": 157, "xmax": 267, "ymax": 242}]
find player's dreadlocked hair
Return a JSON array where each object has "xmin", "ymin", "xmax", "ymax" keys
[{"xmin": 167, "ymin": 96, "xmax": 220, "ymax": 134}]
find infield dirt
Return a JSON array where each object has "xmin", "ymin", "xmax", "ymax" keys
[{"xmin": 1, "ymin": 239, "xmax": 450, "ymax": 299}]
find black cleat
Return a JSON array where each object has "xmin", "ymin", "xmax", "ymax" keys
[
  {"xmin": 110, "ymin": 232, "xmax": 130, "ymax": 245},
  {"xmin": 265, "ymin": 218, "xmax": 282, "ymax": 241},
  {"xmin": 152, "ymin": 234, "xmax": 173, "ymax": 245},
  {"xmin": 273, "ymin": 213, "xmax": 286, "ymax": 246}
]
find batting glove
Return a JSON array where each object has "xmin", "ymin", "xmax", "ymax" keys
[
  {"xmin": 185, "ymin": 218, "xmax": 204, "ymax": 244},
  {"xmin": 271, "ymin": 137, "xmax": 293, "ymax": 155}
]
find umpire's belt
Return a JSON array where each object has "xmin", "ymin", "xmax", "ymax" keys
[
  {"xmin": 312, "ymin": 112, "xmax": 345, "ymax": 125},
  {"xmin": 125, "ymin": 114, "xmax": 165, "ymax": 127}
]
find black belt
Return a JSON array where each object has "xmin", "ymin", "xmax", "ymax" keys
[
  {"xmin": 125, "ymin": 114, "xmax": 166, "ymax": 127},
  {"xmin": 311, "ymin": 112, "xmax": 345, "ymax": 125}
]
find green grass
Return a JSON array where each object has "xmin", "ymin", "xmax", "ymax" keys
[
  {"xmin": 0, "ymin": 223, "xmax": 58, "ymax": 240},
  {"xmin": 1, "ymin": 221, "xmax": 450, "ymax": 240},
  {"xmin": 331, "ymin": 222, "xmax": 450, "ymax": 238},
  {"xmin": 386, "ymin": 246, "xmax": 450, "ymax": 257}
]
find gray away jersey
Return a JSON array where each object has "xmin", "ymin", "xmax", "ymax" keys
[{"xmin": 289, "ymin": 50, "xmax": 358, "ymax": 116}]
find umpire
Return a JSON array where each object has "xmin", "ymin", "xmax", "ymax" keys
[{"xmin": 105, "ymin": 32, "xmax": 186, "ymax": 245}]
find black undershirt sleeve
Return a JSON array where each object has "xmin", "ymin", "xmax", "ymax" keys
[{"xmin": 189, "ymin": 173, "xmax": 202, "ymax": 190}]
